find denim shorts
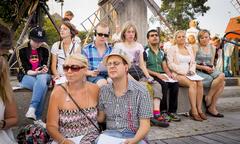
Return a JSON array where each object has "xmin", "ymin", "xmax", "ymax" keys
[{"xmin": 196, "ymin": 70, "xmax": 221, "ymax": 87}]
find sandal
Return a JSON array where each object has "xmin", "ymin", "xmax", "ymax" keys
[
  {"xmin": 189, "ymin": 110, "xmax": 203, "ymax": 121},
  {"xmin": 206, "ymin": 109, "xmax": 224, "ymax": 118},
  {"xmin": 199, "ymin": 112, "xmax": 207, "ymax": 120}
]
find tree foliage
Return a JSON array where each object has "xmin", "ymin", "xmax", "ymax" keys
[{"xmin": 160, "ymin": 0, "xmax": 210, "ymax": 30}]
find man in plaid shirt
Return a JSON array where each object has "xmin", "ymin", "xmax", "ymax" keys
[
  {"xmin": 97, "ymin": 49, "xmax": 152, "ymax": 144},
  {"xmin": 82, "ymin": 22, "xmax": 112, "ymax": 87}
]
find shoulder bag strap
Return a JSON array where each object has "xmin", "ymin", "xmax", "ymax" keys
[{"xmin": 59, "ymin": 85, "xmax": 101, "ymax": 132}]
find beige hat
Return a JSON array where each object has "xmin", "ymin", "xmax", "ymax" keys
[{"xmin": 103, "ymin": 48, "xmax": 131, "ymax": 68}]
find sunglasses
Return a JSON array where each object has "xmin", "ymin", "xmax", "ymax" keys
[
  {"xmin": 63, "ymin": 65, "xmax": 86, "ymax": 72},
  {"xmin": 96, "ymin": 32, "xmax": 109, "ymax": 38}
]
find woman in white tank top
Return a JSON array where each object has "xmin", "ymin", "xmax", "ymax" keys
[{"xmin": 167, "ymin": 30, "xmax": 207, "ymax": 121}]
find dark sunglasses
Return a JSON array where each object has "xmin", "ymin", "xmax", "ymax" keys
[
  {"xmin": 63, "ymin": 65, "xmax": 86, "ymax": 72},
  {"xmin": 150, "ymin": 34, "xmax": 159, "ymax": 37},
  {"xmin": 96, "ymin": 32, "xmax": 109, "ymax": 38}
]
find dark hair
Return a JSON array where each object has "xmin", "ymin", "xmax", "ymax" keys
[
  {"xmin": 65, "ymin": 10, "xmax": 74, "ymax": 17},
  {"xmin": 147, "ymin": 29, "xmax": 158, "ymax": 39},
  {"xmin": 0, "ymin": 24, "xmax": 12, "ymax": 50},
  {"xmin": 61, "ymin": 21, "xmax": 78, "ymax": 39}
]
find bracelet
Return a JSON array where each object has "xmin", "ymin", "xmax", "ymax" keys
[{"xmin": 1, "ymin": 120, "xmax": 6, "ymax": 129}]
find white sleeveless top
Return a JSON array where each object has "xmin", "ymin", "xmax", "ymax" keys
[
  {"xmin": 0, "ymin": 98, "xmax": 17, "ymax": 144},
  {"xmin": 178, "ymin": 53, "xmax": 191, "ymax": 72}
]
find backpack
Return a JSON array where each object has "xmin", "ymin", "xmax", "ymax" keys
[{"xmin": 17, "ymin": 124, "xmax": 51, "ymax": 144}]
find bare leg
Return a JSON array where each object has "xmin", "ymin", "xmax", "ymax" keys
[
  {"xmin": 96, "ymin": 79, "xmax": 108, "ymax": 87},
  {"xmin": 205, "ymin": 74, "xmax": 224, "ymax": 106},
  {"xmin": 208, "ymin": 74, "xmax": 225, "ymax": 114},
  {"xmin": 153, "ymin": 98, "xmax": 161, "ymax": 111},
  {"xmin": 196, "ymin": 81, "xmax": 204, "ymax": 113},
  {"xmin": 176, "ymin": 75, "xmax": 198, "ymax": 114}
]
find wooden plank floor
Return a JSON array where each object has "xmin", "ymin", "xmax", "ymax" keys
[{"xmin": 150, "ymin": 129, "xmax": 240, "ymax": 144}]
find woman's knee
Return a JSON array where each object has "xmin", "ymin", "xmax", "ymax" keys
[{"xmin": 37, "ymin": 74, "xmax": 51, "ymax": 84}]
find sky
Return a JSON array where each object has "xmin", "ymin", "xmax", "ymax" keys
[{"xmin": 47, "ymin": 0, "xmax": 239, "ymax": 37}]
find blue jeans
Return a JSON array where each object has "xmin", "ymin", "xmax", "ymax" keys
[
  {"xmin": 87, "ymin": 71, "xmax": 108, "ymax": 83},
  {"xmin": 20, "ymin": 73, "xmax": 51, "ymax": 119},
  {"xmin": 97, "ymin": 129, "xmax": 147, "ymax": 144}
]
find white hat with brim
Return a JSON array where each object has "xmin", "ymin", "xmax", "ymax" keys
[{"xmin": 103, "ymin": 48, "xmax": 131, "ymax": 68}]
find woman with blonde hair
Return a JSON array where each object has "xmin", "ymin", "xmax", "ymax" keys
[
  {"xmin": 196, "ymin": 29, "xmax": 224, "ymax": 117},
  {"xmin": 0, "ymin": 24, "xmax": 18, "ymax": 143},
  {"xmin": 47, "ymin": 53, "xmax": 100, "ymax": 144},
  {"xmin": 167, "ymin": 30, "xmax": 206, "ymax": 121}
]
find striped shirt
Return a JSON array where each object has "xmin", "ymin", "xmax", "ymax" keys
[
  {"xmin": 82, "ymin": 42, "xmax": 112, "ymax": 71},
  {"xmin": 98, "ymin": 79, "xmax": 153, "ymax": 131}
]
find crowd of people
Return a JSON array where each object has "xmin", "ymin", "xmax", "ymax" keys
[{"xmin": 1, "ymin": 10, "xmax": 235, "ymax": 143}]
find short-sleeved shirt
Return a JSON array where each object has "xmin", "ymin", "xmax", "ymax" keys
[
  {"xmin": 144, "ymin": 46, "xmax": 165, "ymax": 73},
  {"xmin": 51, "ymin": 41, "xmax": 80, "ymax": 76},
  {"xmin": 82, "ymin": 42, "xmax": 112, "ymax": 71},
  {"xmin": 98, "ymin": 79, "xmax": 153, "ymax": 131},
  {"xmin": 114, "ymin": 42, "xmax": 144, "ymax": 65}
]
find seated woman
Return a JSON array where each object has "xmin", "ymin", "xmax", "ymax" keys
[
  {"xmin": 46, "ymin": 53, "xmax": 100, "ymax": 144},
  {"xmin": 195, "ymin": 29, "xmax": 225, "ymax": 117},
  {"xmin": 16, "ymin": 27, "xmax": 51, "ymax": 123},
  {"xmin": 51, "ymin": 21, "xmax": 81, "ymax": 81},
  {"xmin": 167, "ymin": 30, "xmax": 207, "ymax": 121},
  {"xmin": 114, "ymin": 22, "xmax": 165, "ymax": 124},
  {"xmin": 0, "ymin": 24, "xmax": 18, "ymax": 143}
]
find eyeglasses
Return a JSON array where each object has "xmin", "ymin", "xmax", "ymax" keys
[
  {"xmin": 150, "ymin": 34, "xmax": 159, "ymax": 37},
  {"xmin": 106, "ymin": 61, "xmax": 122, "ymax": 67},
  {"xmin": 63, "ymin": 65, "xmax": 86, "ymax": 72},
  {"xmin": 96, "ymin": 32, "xmax": 109, "ymax": 38}
]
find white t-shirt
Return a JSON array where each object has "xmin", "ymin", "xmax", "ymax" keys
[
  {"xmin": 51, "ymin": 41, "xmax": 81, "ymax": 76},
  {"xmin": 114, "ymin": 42, "xmax": 144, "ymax": 65}
]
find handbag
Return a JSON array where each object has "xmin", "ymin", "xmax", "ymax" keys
[
  {"xmin": 128, "ymin": 64, "xmax": 145, "ymax": 81},
  {"xmin": 197, "ymin": 63, "xmax": 213, "ymax": 74}
]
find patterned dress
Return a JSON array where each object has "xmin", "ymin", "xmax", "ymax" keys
[{"xmin": 58, "ymin": 107, "xmax": 99, "ymax": 144}]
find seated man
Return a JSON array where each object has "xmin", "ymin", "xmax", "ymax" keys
[
  {"xmin": 16, "ymin": 26, "xmax": 51, "ymax": 125},
  {"xmin": 144, "ymin": 29, "xmax": 180, "ymax": 122},
  {"xmin": 97, "ymin": 49, "xmax": 152, "ymax": 143},
  {"xmin": 82, "ymin": 22, "xmax": 112, "ymax": 87}
]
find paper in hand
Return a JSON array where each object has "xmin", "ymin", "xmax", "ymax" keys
[
  {"xmin": 98, "ymin": 62, "xmax": 107, "ymax": 72},
  {"xmin": 55, "ymin": 76, "xmax": 67, "ymax": 85}
]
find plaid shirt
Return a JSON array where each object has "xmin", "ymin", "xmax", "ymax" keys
[
  {"xmin": 82, "ymin": 42, "xmax": 112, "ymax": 70},
  {"xmin": 98, "ymin": 79, "xmax": 153, "ymax": 131}
]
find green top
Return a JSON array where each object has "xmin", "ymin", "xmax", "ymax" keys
[{"xmin": 144, "ymin": 45, "xmax": 165, "ymax": 73}]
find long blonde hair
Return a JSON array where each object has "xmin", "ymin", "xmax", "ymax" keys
[{"xmin": 0, "ymin": 56, "xmax": 13, "ymax": 104}]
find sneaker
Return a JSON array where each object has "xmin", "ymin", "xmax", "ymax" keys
[
  {"xmin": 161, "ymin": 112, "xmax": 172, "ymax": 122},
  {"xmin": 169, "ymin": 113, "xmax": 181, "ymax": 122},
  {"xmin": 150, "ymin": 117, "xmax": 169, "ymax": 128},
  {"xmin": 34, "ymin": 120, "xmax": 46, "ymax": 128},
  {"xmin": 25, "ymin": 107, "xmax": 36, "ymax": 120}
]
